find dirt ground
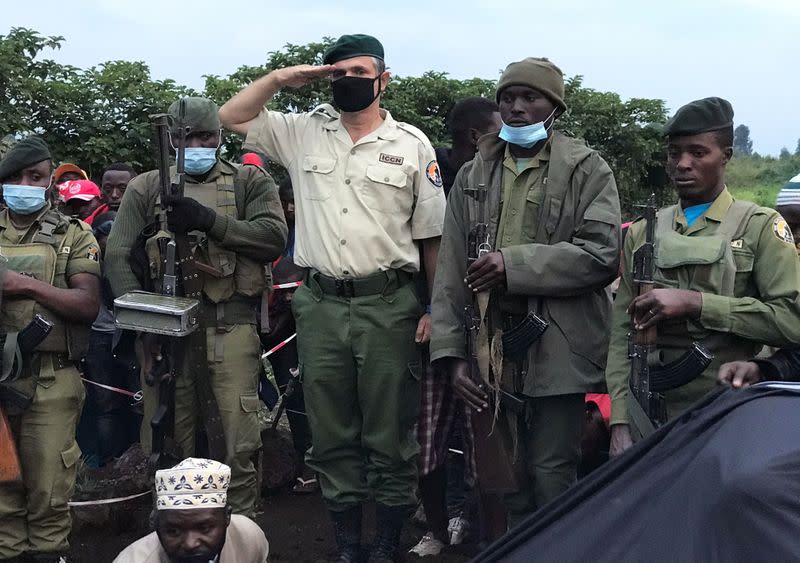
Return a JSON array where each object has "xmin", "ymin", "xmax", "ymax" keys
[
  {"xmin": 69, "ymin": 487, "xmax": 476, "ymax": 562},
  {"xmin": 68, "ymin": 432, "xmax": 477, "ymax": 562}
]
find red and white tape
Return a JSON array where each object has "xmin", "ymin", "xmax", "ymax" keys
[
  {"xmin": 69, "ymin": 490, "xmax": 150, "ymax": 507},
  {"xmin": 262, "ymin": 333, "xmax": 297, "ymax": 358},
  {"xmin": 272, "ymin": 281, "xmax": 302, "ymax": 290},
  {"xmin": 81, "ymin": 378, "xmax": 143, "ymax": 402}
]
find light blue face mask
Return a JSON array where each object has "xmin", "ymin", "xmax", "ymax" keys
[
  {"xmin": 183, "ymin": 147, "xmax": 218, "ymax": 175},
  {"xmin": 498, "ymin": 107, "xmax": 558, "ymax": 148},
  {"xmin": 2, "ymin": 184, "xmax": 48, "ymax": 215}
]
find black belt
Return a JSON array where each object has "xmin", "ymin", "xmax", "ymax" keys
[
  {"xmin": 309, "ymin": 269, "xmax": 413, "ymax": 298},
  {"xmin": 199, "ymin": 299, "xmax": 258, "ymax": 325}
]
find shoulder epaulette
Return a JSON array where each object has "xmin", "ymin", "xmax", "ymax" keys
[
  {"xmin": 396, "ymin": 122, "xmax": 432, "ymax": 145},
  {"xmin": 308, "ymin": 104, "xmax": 339, "ymax": 120}
]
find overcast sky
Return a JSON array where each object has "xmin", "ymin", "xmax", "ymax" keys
[{"xmin": 5, "ymin": 0, "xmax": 798, "ymax": 155}]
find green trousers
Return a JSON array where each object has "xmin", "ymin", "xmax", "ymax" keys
[
  {"xmin": 140, "ymin": 324, "xmax": 262, "ymax": 516},
  {"xmin": 0, "ymin": 357, "xmax": 84, "ymax": 559},
  {"xmin": 292, "ymin": 277, "xmax": 421, "ymax": 511},
  {"xmin": 505, "ymin": 393, "xmax": 586, "ymax": 524}
]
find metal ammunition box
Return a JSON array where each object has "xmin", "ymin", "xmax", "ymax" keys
[{"xmin": 114, "ymin": 291, "xmax": 200, "ymax": 336}]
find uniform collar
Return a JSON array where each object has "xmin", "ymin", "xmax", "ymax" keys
[
  {"xmin": 674, "ymin": 187, "xmax": 733, "ymax": 232},
  {"xmin": 0, "ymin": 202, "xmax": 53, "ymax": 234},
  {"xmin": 323, "ymin": 108, "xmax": 401, "ymax": 141},
  {"xmin": 184, "ymin": 158, "xmax": 236, "ymax": 184},
  {"xmin": 502, "ymin": 141, "xmax": 551, "ymax": 174}
]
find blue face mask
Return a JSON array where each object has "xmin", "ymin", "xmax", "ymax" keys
[
  {"xmin": 498, "ymin": 107, "xmax": 558, "ymax": 148},
  {"xmin": 183, "ymin": 147, "xmax": 218, "ymax": 175},
  {"xmin": 2, "ymin": 184, "xmax": 48, "ymax": 215}
]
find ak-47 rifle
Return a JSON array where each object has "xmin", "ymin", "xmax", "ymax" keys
[
  {"xmin": 627, "ymin": 196, "xmax": 715, "ymax": 431},
  {"xmin": 0, "ymin": 314, "xmax": 54, "ymax": 482},
  {"xmin": 628, "ymin": 195, "xmax": 668, "ymax": 428},
  {"xmin": 464, "ymin": 221, "xmax": 526, "ymax": 543},
  {"xmin": 464, "ymin": 222, "xmax": 517, "ymax": 494}
]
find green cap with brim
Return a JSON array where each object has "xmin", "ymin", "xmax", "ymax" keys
[
  {"xmin": 168, "ymin": 97, "xmax": 220, "ymax": 134},
  {"xmin": 662, "ymin": 97, "xmax": 734, "ymax": 138},
  {"xmin": 0, "ymin": 137, "xmax": 51, "ymax": 182},
  {"xmin": 323, "ymin": 34, "xmax": 384, "ymax": 65}
]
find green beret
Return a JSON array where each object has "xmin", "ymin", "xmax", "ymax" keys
[
  {"xmin": 323, "ymin": 34, "xmax": 384, "ymax": 65},
  {"xmin": 168, "ymin": 97, "xmax": 220, "ymax": 134},
  {"xmin": 662, "ymin": 97, "xmax": 733, "ymax": 138},
  {"xmin": 0, "ymin": 137, "xmax": 51, "ymax": 182},
  {"xmin": 496, "ymin": 57, "xmax": 567, "ymax": 112}
]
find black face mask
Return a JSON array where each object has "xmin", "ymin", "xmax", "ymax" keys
[{"xmin": 331, "ymin": 75, "xmax": 381, "ymax": 113}]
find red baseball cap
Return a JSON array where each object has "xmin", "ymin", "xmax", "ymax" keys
[{"xmin": 58, "ymin": 179, "xmax": 102, "ymax": 202}]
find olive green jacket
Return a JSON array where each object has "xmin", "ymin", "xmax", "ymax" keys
[
  {"xmin": 605, "ymin": 189, "xmax": 800, "ymax": 424},
  {"xmin": 106, "ymin": 159, "xmax": 287, "ymax": 298},
  {"xmin": 430, "ymin": 132, "xmax": 621, "ymax": 397}
]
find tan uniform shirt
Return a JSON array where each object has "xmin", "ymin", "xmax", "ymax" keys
[
  {"xmin": 244, "ymin": 104, "xmax": 446, "ymax": 277},
  {"xmin": 113, "ymin": 514, "xmax": 269, "ymax": 563}
]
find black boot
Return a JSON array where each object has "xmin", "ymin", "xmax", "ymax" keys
[
  {"xmin": 368, "ymin": 504, "xmax": 412, "ymax": 563},
  {"xmin": 331, "ymin": 505, "xmax": 362, "ymax": 563}
]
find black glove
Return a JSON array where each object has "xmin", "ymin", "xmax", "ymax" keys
[{"xmin": 166, "ymin": 197, "xmax": 216, "ymax": 234}]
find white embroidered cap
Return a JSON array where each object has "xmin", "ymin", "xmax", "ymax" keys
[{"xmin": 155, "ymin": 458, "xmax": 231, "ymax": 510}]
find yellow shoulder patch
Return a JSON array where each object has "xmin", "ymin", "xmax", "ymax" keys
[{"xmin": 773, "ymin": 216, "xmax": 794, "ymax": 244}]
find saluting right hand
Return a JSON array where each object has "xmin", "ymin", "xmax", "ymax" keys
[
  {"xmin": 450, "ymin": 358, "xmax": 489, "ymax": 412},
  {"xmin": 277, "ymin": 64, "xmax": 335, "ymax": 89}
]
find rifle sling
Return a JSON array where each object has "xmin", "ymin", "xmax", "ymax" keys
[
  {"xmin": 174, "ymin": 234, "xmax": 227, "ymax": 461},
  {"xmin": 627, "ymin": 390, "xmax": 656, "ymax": 439}
]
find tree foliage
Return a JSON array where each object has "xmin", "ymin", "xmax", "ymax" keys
[
  {"xmin": 734, "ymin": 124, "xmax": 753, "ymax": 156},
  {"xmin": 3, "ymin": 28, "xmax": 675, "ymax": 213},
  {"xmin": 0, "ymin": 27, "xmax": 192, "ymax": 177},
  {"xmin": 559, "ymin": 76, "xmax": 670, "ymax": 214}
]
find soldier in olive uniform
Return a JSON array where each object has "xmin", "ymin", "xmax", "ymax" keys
[
  {"xmin": 430, "ymin": 58, "xmax": 621, "ymax": 529},
  {"xmin": 605, "ymin": 97, "xmax": 800, "ymax": 456},
  {"xmin": 219, "ymin": 35, "xmax": 446, "ymax": 561},
  {"xmin": 105, "ymin": 97, "xmax": 287, "ymax": 517},
  {"xmin": 0, "ymin": 138, "xmax": 101, "ymax": 562}
]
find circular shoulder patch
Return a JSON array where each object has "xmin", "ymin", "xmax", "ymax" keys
[
  {"xmin": 773, "ymin": 217, "xmax": 795, "ymax": 244},
  {"xmin": 425, "ymin": 160, "xmax": 443, "ymax": 188}
]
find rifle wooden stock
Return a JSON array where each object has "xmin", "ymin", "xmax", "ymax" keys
[
  {"xmin": 471, "ymin": 403, "xmax": 517, "ymax": 494},
  {"xmin": 0, "ymin": 409, "xmax": 21, "ymax": 482}
]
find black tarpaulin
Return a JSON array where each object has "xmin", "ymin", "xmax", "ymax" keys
[{"xmin": 476, "ymin": 383, "xmax": 800, "ymax": 562}]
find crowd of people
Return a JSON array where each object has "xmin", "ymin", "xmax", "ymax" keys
[{"xmin": 1, "ymin": 32, "xmax": 800, "ymax": 563}]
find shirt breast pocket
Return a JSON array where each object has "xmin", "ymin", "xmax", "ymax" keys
[
  {"xmin": 301, "ymin": 156, "xmax": 336, "ymax": 201},
  {"xmin": 732, "ymin": 247, "xmax": 755, "ymax": 295},
  {"xmin": 363, "ymin": 164, "xmax": 411, "ymax": 214},
  {"xmin": 522, "ymin": 189, "xmax": 544, "ymax": 241}
]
